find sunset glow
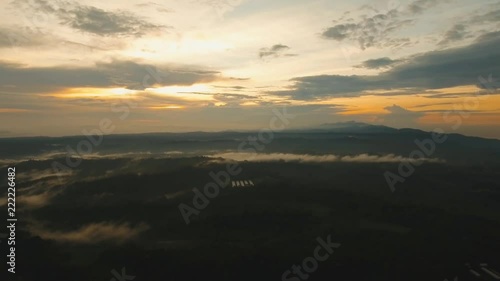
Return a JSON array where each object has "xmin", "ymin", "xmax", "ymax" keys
[{"xmin": 0, "ymin": 0, "xmax": 498, "ymax": 138}]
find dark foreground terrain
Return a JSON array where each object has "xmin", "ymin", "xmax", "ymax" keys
[{"xmin": 1, "ymin": 124, "xmax": 500, "ymax": 281}]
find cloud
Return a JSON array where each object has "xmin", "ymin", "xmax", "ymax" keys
[
  {"xmin": 164, "ymin": 190, "xmax": 189, "ymax": 200},
  {"xmin": 212, "ymin": 152, "xmax": 442, "ymax": 163},
  {"xmin": 322, "ymin": 23, "xmax": 358, "ymax": 41},
  {"xmin": 470, "ymin": 7, "xmax": 500, "ymax": 24},
  {"xmin": 382, "ymin": 104, "xmax": 424, "ymax": 128},
  {"xmin": 29, "ymin": 222, "xmax": 150, "ymax": 243},
  {"xmin": 0, "ymin": 59, "xmax": 223, "ymax": 93},
  {"xmin": 321, "ymin": 0, "xmax": 443, "ymax": 49},
  {"xmin": 211, "ymin": 93, "xmax": 262, "ymax": 106},
  {"xmin": 215, "ymin": 152, "xmax": 339, "ymax": 162},
  {"xmin": 0, "ymin": 27, "xmax": 47, "ymax": 48},
  {"xmin": 195, "ymin": 0, "xmax": 242, "ymax": 16},
  {"xmin": 276, "ymin": 31, "xmax": 500, "ymax": 100},
  {"xmin": 407, "ymin": 0, "xmax": 440, "ymax": 15},
  {"xmin": 0, "ymin": 25, "xmax": 123, "ymax": 54},
  {"xmin": 438, "ymin": 24, "xmax": 469, "ymax": 46},
  {"xmin": 135, "ymin": 2, "xmax": 173, "ymax": 13},
  {"xmin": 437, "ymin": 4, "xmax": 500, "ymax": 46},
  {"xmin": 355, "ymin": 57, "xmax": 403, "ymax": 69},
  {"xmin": 16, "ymin": 192, "xmax": 54, "ymax": 208},
  {"xmin": 341, "ymin": 153, "xmax": 442, "ymax": 163},
  {"xmin": 0, "ymin": 167, "xmax": 76, "ymax": 209},
  {"xmin": 64, "ymin": 6, "xmax": 165, "ymax": 36},
  {"xmin": 276, "ymin": 75, "xmax": 380, "ymax": 99},
  {"xmin": 12, "ymin": 0, "xmax": 167, "ymax": 37},
  {"xmin": 259, "ymin": 44, "xmax": 297, "ymax": 60}
]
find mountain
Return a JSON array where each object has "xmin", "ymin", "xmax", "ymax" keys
[
  {"xmin": 317, "ymin": 121, "xmax": 398, "ymax": 133},
  {"xmin": 1, "ymin": 122, "xmax": 500, "ymax": 164}
]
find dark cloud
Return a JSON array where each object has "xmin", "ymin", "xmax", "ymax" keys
[
  {"xmin": 471, "ymin": 8, "xmax": 500, "ymax": 24},
  {"xmin": 0, "ymin": 26, "xmax": 112, "ymax": 56},
  {"xmin": 437, "ymin": 4, "xmax": 500, "ymax": 47},
  {"xmin": 355, "ymin": 57, "xmax": 403, "ymax": 69},
  {"xmin": 438, "ymin": 24, "xmax": 469, "ymax": 46},
  {"xmin": 321, "ymin": 13, "xmax": 413, "ymax": 50},
  {"xmin": 0, "ymin": 27, "xmax": 52, "ymax": 48},
  {"xmin": 0, "ymin": 26, "xmax": 125, "ymax": 53},
  {"xmin": 407, "ymin": 0, "xmax": 439, "ymax": 15},
  {"xmin": 12, "ymin": 0, "xmax": 166, "ymax": 37},
  {"xmin": 259, "ymin": 44, "xmax": 297, "ymax": 59},
  {"xmin": 120, "ymin": 91, "xmax": 208, "ymax": 108},
  {"xmin": 412, "ymin": 102, "xmax": 454, "ymax": 108},
  {"xmin": 212, "ymin": 93, "xmax": 261, "ymax": 106},
  {"xmin": 322, "ymin": 24, "xmax": 358, "ymax": 41},
  {"xmin": 276, "ymin": 32, "xmax": 500, "ymax": 100},
  {"xmin": 0, "ymin": 59, "xmax": 224, "ymax": 93},
  {"xmin": 228, "ymin": 77, "xmax": 251, "ymax": 81},
  {"xmin": 382, "ymin": 37, "xmax": 414, "ymax": 49},
  {"xmin": 278, "ymin": 75, "xmax": 379, "ymax": 99},
  {"xmin": 321, "ymin": 0, "xmax": 443, "ymax": 50},
  {"xmin": 65, "ymin": 6, "xmax": 164, "ymax": 36},
  {"xmin": 213, "ymin": 85, "xmax": 247, "ymax": 90},
  {"xmin": 424, "ymin": 93, "xmax": 463, "ymax": 99}
]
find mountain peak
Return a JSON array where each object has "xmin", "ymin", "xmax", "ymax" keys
[{"xmin": 317, "ymin": 121, "xmax": 396, "ymax": 133}]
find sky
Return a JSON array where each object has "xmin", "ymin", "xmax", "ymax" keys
[{"xmin": 0, "ymin": 0, "xmax": 499, "ymax": 138}]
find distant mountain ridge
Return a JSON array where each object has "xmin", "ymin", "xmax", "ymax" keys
[
  {"xmin": 0, "ymin": 121, "xmax": 497, "ymax": 140},
  {"xmin": 1, "ymin": 121, "xmax": 500, "ymax": 164},
  {"xmin": 304, "ymin": 121, "xmax": 398, "ymax": 134}
]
